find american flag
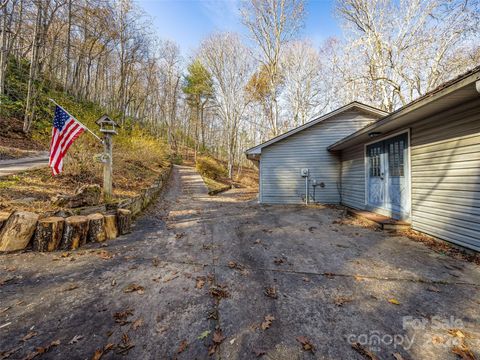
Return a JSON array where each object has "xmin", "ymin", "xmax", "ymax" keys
[{"xmin": 49, "ymin": 105, "xmax": 85, "ymax": 175}]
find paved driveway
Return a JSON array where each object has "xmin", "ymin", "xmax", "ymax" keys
[{"xmin": 1, "ymin": 166, "xmax": 479, "ymax": 359}]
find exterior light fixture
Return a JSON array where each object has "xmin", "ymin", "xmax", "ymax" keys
[{"xmin": 368, "ymin": 131, "xmax": 382, "ymax": 138}]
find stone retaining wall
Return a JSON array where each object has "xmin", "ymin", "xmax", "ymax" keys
[{"xmin": 0, "ymin": 165, "xmax": 172, "ymax": 253}]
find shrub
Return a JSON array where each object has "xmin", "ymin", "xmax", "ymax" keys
[{"xmin": 196, "ymin": 155, "xmax": 227, "ymax": 180}]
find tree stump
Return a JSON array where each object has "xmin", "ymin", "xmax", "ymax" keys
[
  {"xmin": 0, "ymin": 211, "xmax": 39, "ymax": 252},
  {"xmin": 61, "ymin": 216, "xmax": 88, "ymax": 250},
  {"xmin": 104, "ymin": 214, "xmax": 118, "ymax": 240},
  {"xmin": 87, "ymin": 213, "xmax": 106, "ymax": 243},
  {"xmin": 117, "ymin": 209, "xmax": 131, "ymax": 235},
  {"xmin": 33, "ymin": 217, "xmax": 65, "ymax": 252}
]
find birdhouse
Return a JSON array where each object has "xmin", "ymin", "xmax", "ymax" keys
[{"xmin": 95, "ymin": 115, "xmax": 119, "ymax": 134}]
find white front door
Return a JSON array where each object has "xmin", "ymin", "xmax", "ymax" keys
[{"xmin": 366, "ymin": 133, "xmax": 410, "ymax": 220}]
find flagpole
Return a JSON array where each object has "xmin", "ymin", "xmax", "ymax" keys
[{"xmin": 48, "ymin": 98, "xmax": 103, "ymax": 143}]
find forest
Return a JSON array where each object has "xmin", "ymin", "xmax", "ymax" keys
[{"xmin": 1, "ymin": 0, "xmax": 479, "ymax": 177}]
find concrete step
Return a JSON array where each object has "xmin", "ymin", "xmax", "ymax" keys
[{"xmin": 346, "ymin": 207, "xmax": 411, "ymax": 231}]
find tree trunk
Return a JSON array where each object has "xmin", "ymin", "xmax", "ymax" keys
[
  {"xmin": 33, "ymin": 217, "xmax": 64, "ymax": 252},
  {"xmin": 87, "ymin": 213, "xmax": 106, "ymax": 243},
  {"xmin": 61, "ymin": 216, "xmax": 88, "ymax": 250},
  {"xmin": 23, "ymin": 0, "xmax": 42, "ymax": 134},
  {"xmin": 117, "ymin": 209, "xmax": 131, "ymax": 235},
  {"xmin": 63, "ymin": 0, "xmax": 71, "ymax": 89},
  {"xmin": 104, "ymin": 214, "xmax": 118, "ymax": 240}
]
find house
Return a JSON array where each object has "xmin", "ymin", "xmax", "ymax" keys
[{"xmin": 246, "ymin": 66, "xmax": 480, "ymax": 251}]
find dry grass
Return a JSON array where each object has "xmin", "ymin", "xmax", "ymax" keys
[{"xmin": 0, "ymin": 126, "xmax": 170, "ymax": 214}]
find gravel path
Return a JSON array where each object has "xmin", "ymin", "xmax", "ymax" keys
[{"xmin": 1, "ymin": 165, "xmax": 479, "ymax": 359}]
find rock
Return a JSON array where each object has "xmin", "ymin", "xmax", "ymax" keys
[
  {"xmin": 87, "ymin": 213, "xmax": 106, "ymax": 242},
  {"xmin": 53, "ymin": 184, "xmax": 102, "ymax": 208},
  {"xmin": 0, "ymin": 212, "xmax": 10, "ymax": 229},
  {"xmin": 0, "ymin": 211, "xmax": 39, "ymax": 252},
  {"xmin": 60, "ymin": 216, "xmax": 88, "ymax": 250},
  {"xmin": 33, "ymin": 217, "xmax": 64, "ymax": 252},
  {"xmin": 104, "ymin": 214, "xmax": 118, "ymax": 240},
  {"xmin": 117, "ymin": 208, "xmax": 131, "ymax": 235},
  {"xmin": 77, "ymin": 205, "xmax": 107, "ymax": 216}
]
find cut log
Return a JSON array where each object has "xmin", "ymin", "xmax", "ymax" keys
[
  {"xmin": 61, "ymin": 216, "xmax": 88, "ymax": 250},
  {"xmin": 104, "ymin": 214, "xmax": 118, "ymax": 240},
  {"xmin": 87, "ymin": 213, "xmax": 106, "ymax": 243},
  {"xmin": 0, "ymin": 211, "xmax": 39, "ymax": 252},
  {"xmin": 33, "ymin": 217, "xmax": 65, "ymax": 252},
  {"xmin": 117, "ymin": 209, "xmax": 131, "ymax": 235},
  {"xmin": 0, "ymin": 212, "xmax": 10, "ymax": 229}
]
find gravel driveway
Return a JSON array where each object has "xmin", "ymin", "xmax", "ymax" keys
[{"xmin": 1, "ymin": 165, "xmax": 479, "ymax": 359}]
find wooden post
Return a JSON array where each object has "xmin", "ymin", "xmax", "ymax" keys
[
  {"xmin": 103, "ymin": 133, "xmax": 113, "ymax": 201},
  {"xmin": 96, "ymin": 115, "xmax": 119, "ymax": 202}
]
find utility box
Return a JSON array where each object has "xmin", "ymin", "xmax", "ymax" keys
[{"xmin": 300, "ymin": 168, "xmax": 309, "ymax": 177}]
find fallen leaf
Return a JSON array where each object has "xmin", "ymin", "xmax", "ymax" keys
[
  {"xmin": 351, "ymin": 342, "xmax": 379, "ymax": 360},
  {"xmin": 152, "ymin": 258, "xmax": 160, "ymax": 267},
  {"xmin": 210, "ymin": 285, "xmax": 230, "ymax": 299},
  {"xmin": 61, "ymin": 252, "xmax": 70, "ymax": 258},
  {"xmin": 388, "ymin": 298, "xmax": 400, "ymax": 305},
  {"xmin": 432, "ymin": 335, "xmax": 447, "ymax": 345},
  {"xmin": 163, "ymin": 272, "xmax": 179, "ymax": 283},
  {"xmin": 92, "ymin": 349, "xmax": 103, "ymax": 360},
  {"xmin": 393, "ymin": 353, "xmax": 406, "ymax": 360},
  {"xmin": 113, "ymin": 309, "xmax": 134, "ymax": 325},
  {"xmin": 212, "ymin": 330, "xmax": 225, "ymax": 344},
  {"xmin": 197, "ymin": 330, "xmax": 211, "ymax": 340},
  {"xmin": 195, "ymin": 276, "xmax": 206, "ymax": 289},
  {"xmin": 261, "ymin": 315, "xmax": 275, "ymax": 330},
  {"xmin": 63, "ymin": 284, "xmax": 79, "ymax": 291},
  {"xmin": 132, "ymin": 318, "xmax": 144, "ymax": 330},
  {"xmin": 302, "ymin": 277, "xmax": 310, "ymax": 282},
  {"xmin": 97, "ymin": 250, "xmax": 112, "ymax": 260},
  {"xmin": 334, "ymin": 296, "xmax": 353, "ymax": 307},
  {"xmin": 68, "ymin": 335, "xmax": 84, "ymax": 344},
  {"xmin": 177, "ymin": 339, "xmax": 188, "ymax": 354},
  {"xmin": 123, "ymin": 284, "xmax": 145, "ymax": 294},
  {"xmin": 448, "ymin": 329, "xmax": 466, "ymax": 338},
  {"xmin": 452, "ymin": 343, "xmax": 476, "ymax": 360},
  {"xmin": 296, "ymin": 336, "xmax": 315, "ymax": 353},
  {"xmin": 426, "ymin": 286, "xmax": 441, "ymax": 293},
  {"xmin": 21, "ymin": 331, "xmax": 38, "ymax": 342},
  {"xmin": 264, "ymin": 286, "xmax": 277, "ymax": 299},
  {"xmin": 23, "ymin": 340, "xmax": 60, "ymax": 360},
  {"xmin": 111, "ymin": 279, "xmax": 116, "ymax": 286},
  {"xmin": 354, "ymin": 275, "xmax": 364, "ymax": 281},
  {"xmin": 0, "ymin": 345, "xmax": 22, "ymax": 359}
]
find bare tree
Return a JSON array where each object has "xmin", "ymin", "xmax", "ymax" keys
[
  {"xmin": 241, "ymin": 0, "xmax": 305, "ymax": 136},
  {"xmin": 199, "ymin": 33, "xmax": 254, "ymax": 178}
]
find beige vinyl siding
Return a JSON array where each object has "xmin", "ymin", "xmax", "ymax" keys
[
  {"xmin": 410, "ymin": 98, "xmax": 480, "ymax": 251},
  {"xmin": 260, "ymin": 110, "xmax": 377, "ymax": 204},
  {"xmin": 340, "ymin": 143, "xmax": 365, "ymax": 209}
]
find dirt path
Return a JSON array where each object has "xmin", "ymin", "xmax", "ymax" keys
[{"xmin": 1, "ymin": 165, "xmax": 479, "ymax": 359}]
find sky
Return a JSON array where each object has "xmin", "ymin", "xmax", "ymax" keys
[{"xmin": 136, "ymin": 0, "xmax": 341, "ymax": 56}]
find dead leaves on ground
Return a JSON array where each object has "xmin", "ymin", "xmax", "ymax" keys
[
  {"xmin": 334, "ymin": 296, "xmax": 353, "ymax": 307},
  {"xmin": 264, "ymin": 286, "xmax": 277, "ymax": 299},
  {"xmin": 92, "ymin": 343, "xmax": 114, "ymax": 360},
  {"xmin": 20, "ymin": 331, "xmax": 38, "ymax": 342},
  {"xmin": 22, "ymin": 339, "xmax": 60, "ymax": 360},
  {"xmin": 113, "ymin": 309, "xmax": 134, "ymax": 325},
  {"xmin": 387, "ymin": 298, "xmax": 401, "ymax": 305},
  {"xmin": 296, "ymin": 336, "xmax": 315, "ymax": 353},
  {"xmin": 68, "ymin": 335, "xmax": 84, "ymax": 344},
  {"xmin": 63, "ymin": 283, "xmax": 79, "ymax": 292},
  {"xmin": 208, "ymin": 329, "xmax": 225, "ymax": 356},
  {"xmin": 97, "ymin": 250, "xmax": 113, "ymax": 260},
  {"xmin": 452, "ymin": 343, "xmax": 477, "ymax": 360},
  {"xmin": 351, "ymin": 342, "xmax": 379, "ymax": 360},
  {"xmin": 177, "ymin": 339, "xmax": 188, "ymax": 354},
  {"xmin": 260, "ymin": 315, "xmax": 275, "ymax": 330},
  {"xmin": 210, "ymin": 284, "xmax": 230, "ymax": 299},
  {"xmin": 131, "ymin": 318, "xmax": 144, "ymax": 330},
  {"xmin": 123, "ymin": 283, "xmax": 145, "ymax": 294},
  {"xmin": 195, "ymin": 276, "xmax": 206, "ymax": 289}
]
